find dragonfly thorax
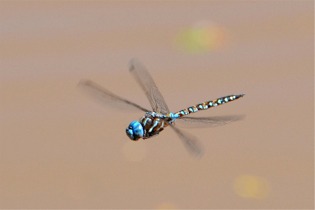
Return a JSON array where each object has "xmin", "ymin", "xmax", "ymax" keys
[{"xmin": 126, "ymin": 112, "xmax": 176, "ymax": 141}]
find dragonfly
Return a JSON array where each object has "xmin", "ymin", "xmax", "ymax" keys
[{"xmin": 79, "ymin": 59, "xmax": 244, "ymax": 156}]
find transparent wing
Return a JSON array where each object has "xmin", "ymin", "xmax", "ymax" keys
[
  {"xmin": 78, "ymin": 79, "xmax": 150, "ymax": 112},
  {"xmin": 129, "ymin": 59, "xmax": 170, "ymax": 114},
  {"xmin": 169, "ymin": 125, "xmax": 204, "ymax": 157},
  {"xmin": 176, "ymin": 115, "xmax": 245, "ymax": 128}
]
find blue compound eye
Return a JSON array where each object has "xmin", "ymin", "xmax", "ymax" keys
[{"xmin": 126, "ymin": 121, "xmax": 144, "ymax": 141}]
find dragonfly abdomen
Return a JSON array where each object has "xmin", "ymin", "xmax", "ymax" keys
[{"xmin": 175, "ymin": 94, "xmax": 244, "ymax": 117}]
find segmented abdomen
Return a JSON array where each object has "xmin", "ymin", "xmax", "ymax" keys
[{"xmin": 175, "ymin": 94, "xmax": 244, "ymax": 117}]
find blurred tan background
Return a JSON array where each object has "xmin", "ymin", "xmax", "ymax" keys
[{"xmin": 0, "ymin": 1, "xmax": 313, "ymax": 209}]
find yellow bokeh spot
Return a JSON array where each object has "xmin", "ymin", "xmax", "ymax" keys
[
  {"xmin": 234, "ymin": 175, "xmax": 270, "ymax": 199},
  {"xmin": 175, "ymin": 22, "xmax": 227, "ymax": 53}
]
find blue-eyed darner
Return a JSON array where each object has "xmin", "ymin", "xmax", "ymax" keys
[{"xmin": 79, "ymin": 59, "xmax": 244, "ymax": 156}]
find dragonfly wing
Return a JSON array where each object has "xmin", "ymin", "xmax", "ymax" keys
[
  {"xmin": 129, "ymin": 59, "xmax": 170, "ymax": 114},
  {"xmin": 170, "ymin": 125, "xmax": 204, "ymax": 157},
  {"xmin": 176, "ymin": 115, "xmax": 245, "ymax": 128},
  {"xmin": 78, "ymin": 79, "xmax": 150, "ymax": 112}
]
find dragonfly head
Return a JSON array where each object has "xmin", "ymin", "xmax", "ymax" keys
[{"xmin": 126, "ymin": 121, "xmax": 144, "ymax": 141}]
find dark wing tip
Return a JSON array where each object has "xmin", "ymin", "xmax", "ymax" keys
[
  {"xmin": 78, "ymin": 79, "xmax": 91, "ymax": 86},
  {"xmin": 129, "ymin": 58, "xmax": 139, "ymax": 72},
  {"xmin": 77, "ymin": 79, "xmax": 90, "ymax": 88},
  {"xmin": 77, "ymin": 79, "xmax": 98, "ymax": 91}
]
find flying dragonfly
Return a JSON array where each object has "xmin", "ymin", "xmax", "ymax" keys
[{"xmin": 79, "ymin": 59, "xmax": 244, "ymax": 156}]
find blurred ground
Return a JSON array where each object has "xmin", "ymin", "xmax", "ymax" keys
[{"xmin": 0, "ymin": 1, "xmax": 314, "ymax": 209}]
